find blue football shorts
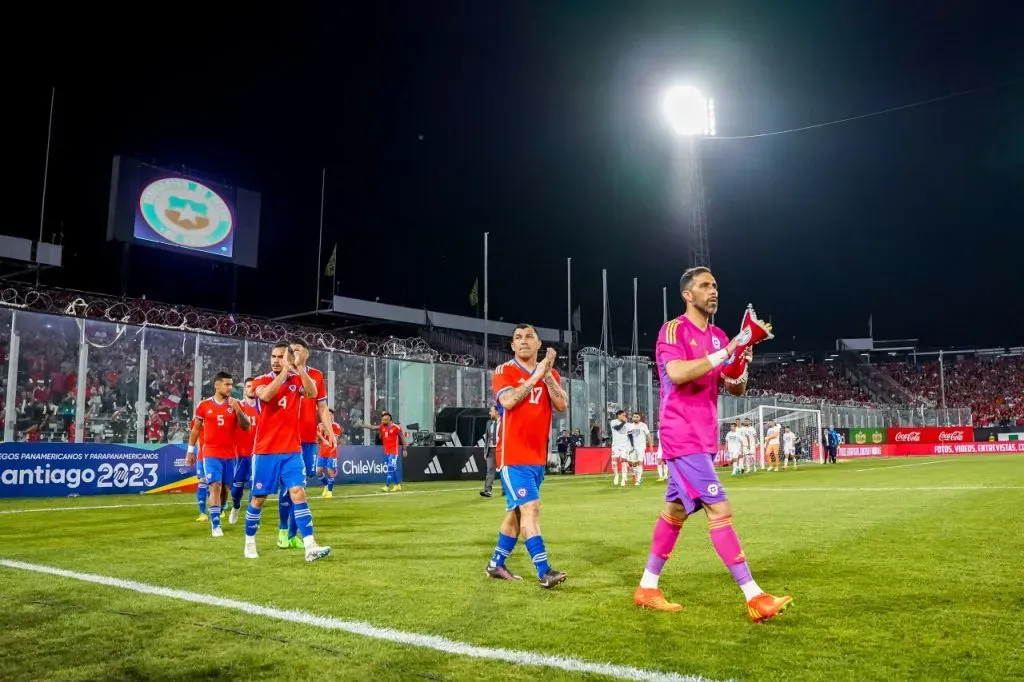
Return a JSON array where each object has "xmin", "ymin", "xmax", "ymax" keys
[
  {"xmin": 500, "ymin": 464, "xmax": 545, "ymax": 512},
  {"xmin": 251, "ymin": 453, "xmax": 306, "ymax": 496},
  {"xmin": 202, "ymin": 457, "xmax": 235, "ymax": 488},
  {"xmin": 300, "ymin": 442, "xmax": 320, "ymax": 477},
  {"xmin": 233, "ymin": 456, "xmax": 253, "ymax": 485},
  {"xmin": 315, "ymin": 455, "xmax": 338, "ymax": 470}
]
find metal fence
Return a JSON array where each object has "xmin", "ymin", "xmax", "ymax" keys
[
  {"xmin": 0, "ymin": 307, "xmax": 493, "ymax": 446},
  {"xmin": 0, "ymin": 307, "xmax": 973, "ymax": 449}
]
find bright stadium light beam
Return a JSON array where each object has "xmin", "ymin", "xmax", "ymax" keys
[
  {"xmin": 662, "ymin": 85, "xmax": 716, "ymax": 137},
  {"xmin": 661, "ymin": 84, "xmax": 715, "ymax": 269}
]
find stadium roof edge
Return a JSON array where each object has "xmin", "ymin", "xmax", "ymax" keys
[{"xmin": 330, "ymin": 295, "xmax": 570, "ymax": 343}]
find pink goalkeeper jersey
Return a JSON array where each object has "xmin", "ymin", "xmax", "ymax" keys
[{"xmin": 656, "ymin": 315, "xmax": 730, "ymax": 458}]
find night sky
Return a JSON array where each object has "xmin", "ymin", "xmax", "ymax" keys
[{"xmin": 13, "ymin": 2, "xmax": 1024, "ymax": 352}]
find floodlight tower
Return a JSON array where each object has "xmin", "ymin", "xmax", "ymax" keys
[{"xmin": 662, "ymin": 85, "xmax": 716, "ymax": 268}]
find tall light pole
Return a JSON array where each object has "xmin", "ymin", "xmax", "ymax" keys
[{"xmin": 662, "ymin": 85, "xmax": 716, "ymax": 268}]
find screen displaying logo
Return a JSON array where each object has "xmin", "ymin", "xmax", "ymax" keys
[{"xmin": 136, "ymin": 178, "xmax": 234, "ymax": 257}]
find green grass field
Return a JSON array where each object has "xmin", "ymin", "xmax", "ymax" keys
[{"xmin": 1, "ymin": 456, "xmax": 1022, "ymax": 682}]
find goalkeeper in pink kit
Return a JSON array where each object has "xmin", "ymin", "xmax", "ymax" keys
[{"xmin": 633, "ymin": 266, "xmax": 792, "ymax": 622}]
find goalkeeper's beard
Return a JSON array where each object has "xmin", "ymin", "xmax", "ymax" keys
[{"xmin": 692, "ymin": 300, "xmax": 718, "ymax": 317}]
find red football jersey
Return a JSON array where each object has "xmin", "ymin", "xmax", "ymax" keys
[
  {"xmin": 297, "ymin": 366, "xmax": 328, "ymax": 444},
  {"xmin": 235, "ymin": 399, "xmax": 260, "ymax": 457},
  {"xmin": 378, "ymin": 423, "xmax": 403, "ymax": 454},
  {"xmin": 319, "ymin": 422, "xmax": 342, "ymax": 458},
  {"xmin": 251, "ymin": 372, "xmax": 305, "ymax": 454},
  {"xmin": 493, "ymin": 361, "xmax": 560, "ymax": 468},
  {"xmin": 194, "ymin": 398, "xmax": 242, "ymax": 459}
]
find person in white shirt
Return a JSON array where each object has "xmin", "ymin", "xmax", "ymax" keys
[
  {"xmin": 782, "ymin": 426, "xmax": 798, "ymax": 470},
  {"xmin": 726, "ymin": 420, "xmax": 744, "ymax": 476},
  {"xmin": 609, "ymin": 409, "xmax": 631, "ymax": 486},
  {"xmin": 740, "ymin": 418, "xmax": 759, "ymax": 473},
  {"xmin": 629, "ymin": 413, "xmax": 653, "ymax": 486}
]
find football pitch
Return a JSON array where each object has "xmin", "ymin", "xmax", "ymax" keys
[{"xmin": 1, "ymin": 456, "xmax": 1022, "ymax": 682}]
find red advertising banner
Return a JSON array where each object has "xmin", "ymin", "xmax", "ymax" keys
[
  {"xmin": 575, "ymin": 447, "xmax": 731, "ymax": 474},
  {"xmin": 838, "ymin": 441, "xmax": 1024, "ymax": 459},
  {"xmin": 886, "ymin": 427, "xmax": 975, "ymax": 445}
]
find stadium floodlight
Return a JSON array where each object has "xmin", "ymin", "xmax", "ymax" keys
[{"xmin": 662, "ymin": 85, "xmax": 716, "ymax": 137}]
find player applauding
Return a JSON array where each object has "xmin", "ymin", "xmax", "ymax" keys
[{"xmin": 633, "ymin": 267, "xmax": 792, "ymax": 622}]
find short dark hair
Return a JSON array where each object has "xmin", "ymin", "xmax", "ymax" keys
[
  {"xmin": 290, "ymin": 338, "xmax": 309, "ymax": 350},
  {"xmin": 679, "ymin": 266, "xmax": 712, "ymax": 293},
  {"xmin": 272, "ymin": 342, "xmax": 289, "ymax": 351},
  {"xmin": 243, "ymin": 376, "xmax": 255, "ymax": 384},
  {"xmin": 616, "ymin": 409, "xmax": 627, "ymax": 417},
  {"xmin": 212, "ymin": 372, "xmax": 234, "ymax": 383},
  {"xmin": 512, "ymin": 323, "xmax": 536, "ymax": 337},
  {"xmin": 381, "ymin": 411, "xmax": 392, "ymax": 419}
]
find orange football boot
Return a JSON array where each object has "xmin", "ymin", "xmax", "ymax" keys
[
  {"xmin": 746, "ymin": 593, "xmax": 793, "ymax": 622},
  {"xmin": 633, "ymin": 587, "xmax": 684, "ymax": 612}
]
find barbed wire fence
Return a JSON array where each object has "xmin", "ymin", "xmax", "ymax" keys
[{"xmin": 0, "ymin": 285, "xmax": 477, "ymax": 366}]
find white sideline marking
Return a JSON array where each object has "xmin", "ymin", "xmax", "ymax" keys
[
  {"xmin": 0, "ymin": 559, "xmax": 720, "ymax": 682},
  {"xmin": 736, "ymin": 486, "xmax": 1023, "ymax": 492},
  {"xmin": 0, "ymin": 475, "xmax": 597, "ymax": 516},
  {"xmin": 854, "ymin": 460, "xmax": 948, "ymax": 472}
]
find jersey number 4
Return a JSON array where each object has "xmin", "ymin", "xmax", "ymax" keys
[
  {"xmin": 277, "ymin": 396, "xmax": 288, "ymax": 409},
  {"xmin": 528, "ymin": 387, "xmax": 544, "ymax": 405}
]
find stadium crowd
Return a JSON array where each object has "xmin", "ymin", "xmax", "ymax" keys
[
  {"xmin": 748, "ymin": 362, "xmax": 872, "ymax": 405},
  {"xmin": 3, "ymin": 289, "xmax": 1022, "ymax": 441},
  {"xmin": 874, "ymin": 356, "xmax": 1024, "ymax": 427}
]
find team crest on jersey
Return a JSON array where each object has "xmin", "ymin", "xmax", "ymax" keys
[
  {"xmin": 226, "ymin": 407, "xmax": 233, "ymax": 413},
  {"xmin": 712, "ymin": 336, "xmax": 722, "ymax": 349},
  {"xmin": 288, "ymin": 385, "xmax": 297, "ymax": 391},
  {"xmin": 517, "ymin": 487, "xmax": 527, "ymax": 498}
]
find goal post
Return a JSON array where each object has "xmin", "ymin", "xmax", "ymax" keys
[{"xmin": 757, "ymin": 404, "xmax": 824, "ymax": 466}]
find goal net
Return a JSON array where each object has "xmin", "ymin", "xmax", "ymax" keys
[
  {"xmin": 717, "ymin": 405, "xmax": 823, "ymax": 467},
  {"xmin": 757, "ymin": 405, "xmax": 823, "ymax": 466}
]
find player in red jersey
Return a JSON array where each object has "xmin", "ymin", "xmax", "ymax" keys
[
  {"xmin": 485, "ymin": 324, "xmax": 569, "ymax": 588},
  {"xmin": 316, "ymin": 409, "xmax": 343, "ymax": 498},
  {"xmin": 242, "ymin": 343, "xmax": 331, "ymax": 563},
  {"xmin": 228, "ymin": 377, "xmax": 261, "ymax": 525},
  {"xmin": 277, "ymin": 339, "xmax": 335, "ymax": 548},
  {"xmin": 355, "ymin": 412, "xmax": 407, "ymax": 492},
  {"xmin": 185, "ymin": 373, "xmax": 252, "ymax": 537}
]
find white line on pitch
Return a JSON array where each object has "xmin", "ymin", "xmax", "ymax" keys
[
  {"xmin": 734, "ymin": 486, "xmax": 1023, "ymax": 492},
  {"xmin": 0, "ymin": 475, "xmax": 603, "ymax": 516},
  {"xmin": 854, "ymin": 460, "xmax": 949, "ymax": 472},
  {"xmin": 0, "ymin": 559, "xmax": 720, "ymax": 682}
]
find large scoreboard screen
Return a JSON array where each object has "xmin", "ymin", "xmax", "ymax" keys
[{"xmin": 107, "ymin": 156, "xmax": 261, "ymax": 267}]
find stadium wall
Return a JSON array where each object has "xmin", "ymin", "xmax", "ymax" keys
[{"xmin": 0, "ymin": 444, "xmax": 394, "ymax": 498}]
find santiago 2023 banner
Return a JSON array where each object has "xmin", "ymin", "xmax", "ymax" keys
[{"xmin": 0, "ymin": 443, "xmax": 393, "ymax": 498}]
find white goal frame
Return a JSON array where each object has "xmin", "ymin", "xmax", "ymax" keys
[{"xmin": 757, "ymin": 404, "xmax": 824, "ymax": 466}]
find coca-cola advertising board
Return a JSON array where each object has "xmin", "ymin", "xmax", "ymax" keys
[{"xmin": 886, "ymin": 427, "xmax": 975, "ymax": 444}]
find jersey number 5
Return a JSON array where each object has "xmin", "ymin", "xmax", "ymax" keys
[
  {"xmin": 216, "ymin": 415, "xmax": 225, "ymax": 426},
  {"xmin": 528, "ymin": 387, "xmax": 544, "ymax": 405}
]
